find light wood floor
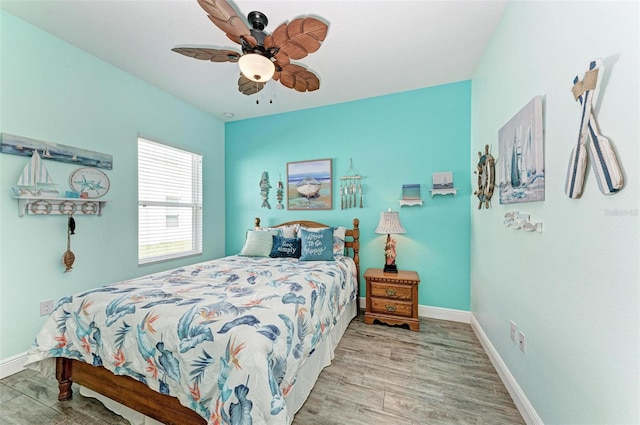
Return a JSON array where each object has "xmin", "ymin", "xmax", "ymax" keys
[{"xmin": 0, "ymin": 315, "xmax": 524, "ymax": 425}]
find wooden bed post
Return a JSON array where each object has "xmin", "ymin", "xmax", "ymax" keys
[
  {"xmin": 352, "ymin": 218, "xmax": 360, "ymax": 302},
  {"xmin": 56, "ymin": 357, "xmax": 73, "ymax": 401}
]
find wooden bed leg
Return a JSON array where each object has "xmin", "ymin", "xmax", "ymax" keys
[{"xmin": 56, "ymin": 357, "xmax": 73, "ymax": 401}]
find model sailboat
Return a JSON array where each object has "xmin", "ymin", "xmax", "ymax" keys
[{"xmin": 13, "ymin": 150, "xmax": 59, "ymax": 197}]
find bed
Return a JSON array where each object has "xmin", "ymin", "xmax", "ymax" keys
[{"xmin": 26, "ymin": 218, "xmax": 360, "ymax": 425}]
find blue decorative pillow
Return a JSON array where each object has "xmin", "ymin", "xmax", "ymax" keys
[
  {"xmin": 299, "ymin": 227, "xmax": 335, "ymax": 261},
  {"xmin": 269, "ymin": 236, "xmax": 301, "ymax": 258},
  {"xmin": 300, "ymin": 226, "xmax": 347, "ymax": 256},
  {"xmin": 239, "ymin": 229, "xmax": 278, "ymax": 257}
]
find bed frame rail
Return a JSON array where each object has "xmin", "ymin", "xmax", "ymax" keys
[{"xmin": 57, "ymin": 357, "xmax": 206, "ymax": 424}]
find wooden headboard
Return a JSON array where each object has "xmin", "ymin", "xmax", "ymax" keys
[{"xmin": 254, "ymin": 217, "xmax": 361, "ymax": 300}]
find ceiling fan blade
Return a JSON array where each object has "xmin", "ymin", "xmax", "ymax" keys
[
  {"xmin": 238, "ymin": 74, "xmax": 266, "ymax": 95},
  {"xmin": 271, "ymin": 17, "xmax": 328, "ymax": 60},
  {"xmin": 274, "ymin": 64, "xmax": 320, "ymax": 92},
  {"xmin": 273, "ymin": 52, "xmax": 290, "ymax": 69},
  {"xmin": 172, "ymin": 47, "xmax": 241, "ymax": 62},
  {"xmin": 197, "ymin": 0, "xmax": 251, "ymax": 45}
]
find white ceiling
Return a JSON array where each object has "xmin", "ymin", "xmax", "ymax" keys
[{"xmin": 1, "ymin": 0, "xmax": 507, "ymax": 122}]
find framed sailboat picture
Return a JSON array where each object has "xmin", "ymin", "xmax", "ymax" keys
[
  {"xmin": 1, "ymin": 133, "xmax": 112, "ymax": 170},
  {"xmin": 498, "ymin": 96, "xmax": 545, "ymax": 204},
  {"xmin": 287, "ymin": 159, "xmax": 332, "ymax": 210}
]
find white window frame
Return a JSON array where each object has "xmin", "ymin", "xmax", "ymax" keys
[{"xmin": 138, "ymin": 137, "xmax": 202, "ymax": 265}]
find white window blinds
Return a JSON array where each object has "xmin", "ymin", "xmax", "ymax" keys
[{"xmin": 138, "ymin": 137, "xmax": 202, "ymax": 265}]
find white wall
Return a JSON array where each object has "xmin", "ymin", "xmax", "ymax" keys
[{"xmin": 471, "ymin": 1, "xmax": 639, "ymax": 424}]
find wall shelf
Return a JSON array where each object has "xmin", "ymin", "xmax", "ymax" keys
[
  {"xmin": 399, "ymin": 199, "xmax": 423, "ymax": 207},
  {"xmin": 14, "ymin": 196, "xmax": 107, "ymax": 217},
  {"xmin": 430, "ymin": 188, "xmax": 458, "ymax": 197}
]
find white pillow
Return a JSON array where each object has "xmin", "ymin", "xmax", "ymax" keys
[
  {"xmin": 239, "ymin": 229, "xmax": 279, "ymax": 257},
  {"xmin": 255, "ymin": 224, "xmax": 298, "ymax": 238},
  {"xmin": 333, "ymin": 226, "xmax": 347, "ymax": 256},
  {"xmin": 255, "ymin": 227, "xmax": 283, "ymax": 235},
  {"xmin": 279, "ymin": 224, "xmax": 299, "ymax": 239}
]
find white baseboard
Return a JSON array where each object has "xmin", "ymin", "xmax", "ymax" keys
[
  {"xmin": 470, "ymin": 314, "xmax": 543, "ymax": 425},
  {"xmin": 0, "ymin": 351, "xmax": 28, "ymax": 379},
  {"xmin": 419, "ymin": 305, "xmax": 470, "ymax": 323}
]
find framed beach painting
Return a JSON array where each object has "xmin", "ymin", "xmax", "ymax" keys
[
  {"xmin": 1, "ymin": 133, "xmax": 113, "ymax": 169},
  {"xmin": 287, "ymin": 158, "xmax": 332, "ymax": 210},
  {"xmin": 498, "ymin": 96, "xmax": 545, "ymax": 204}
]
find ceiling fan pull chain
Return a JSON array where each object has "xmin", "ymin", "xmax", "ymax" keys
[{"xmin": 256, "ymin": 81, "xmax": 260, "ymax": 104}]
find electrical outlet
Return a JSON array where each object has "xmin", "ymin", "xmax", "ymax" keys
[
  {"xmin": 510, "ymin": 321, "xmax": 517, "ymax": 343},
  {"xmin": 40, "ymin": 299, "xmax": 54, "ymax": 316},
  {"xmin": 518, "ymin": 331, "xmax": 526, "ymax": 353}
]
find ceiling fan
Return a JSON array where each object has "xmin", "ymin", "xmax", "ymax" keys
[{"xmin": 173, "ymin": 0, "xmax": 328, "ymax": 96}]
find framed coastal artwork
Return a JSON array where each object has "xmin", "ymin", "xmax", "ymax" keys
[
  {"xmin": 498, "ymin": 96, "xmax": 544, "ymax": 204},
  {"xmin": 287, "ymin": 158, "xmax": 332, "ymax": 210},
  {"xmin": 0, "ymin": 133, "xmax": 113, "ymax": 170}
]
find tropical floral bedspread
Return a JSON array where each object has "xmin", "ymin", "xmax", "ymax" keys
[{"xmin": 26, "ymin": 255, "xmax": 358, "ymax": 425}]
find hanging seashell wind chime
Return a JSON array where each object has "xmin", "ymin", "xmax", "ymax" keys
[{"xmin": 340, "ymin": 158, "xmax": 363, "ymax": 210}]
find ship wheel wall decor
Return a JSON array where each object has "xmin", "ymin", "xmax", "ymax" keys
[
  {"xmin": 474, "ymin": 145, "xmax": 495, "ymax": 209},
  {"xmin": 173, "ymin": 0, "xmax": 328, "ymax": 96}
]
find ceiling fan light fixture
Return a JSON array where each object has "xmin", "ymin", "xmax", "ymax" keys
[{"xmin": 238, "ymin": 53, "xmax": 275, "ymax": 82}]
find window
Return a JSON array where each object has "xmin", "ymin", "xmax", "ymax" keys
[
  {"xmin": 138, "ymin": 137, "xmax": 202, "ymax": 265},
  {"xmin": 165, "ymin": 196, "xmax": 180, "ymax": 228}
]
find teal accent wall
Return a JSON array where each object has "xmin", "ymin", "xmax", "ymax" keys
[
  {"xmin": 225, "ymin": 82, "xmax": 471, "ymax": 311},
  {"xmin": 471, "ymin": 1, "xmax": 639, "ymax": 423},
  {"xmin": 0, "ymin": 11, "xmax": 226, "ymax": 360}
]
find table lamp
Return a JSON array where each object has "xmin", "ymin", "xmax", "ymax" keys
[{"xmin": 374, "ymin": 209, "xmax": 406, "ymax": 273}]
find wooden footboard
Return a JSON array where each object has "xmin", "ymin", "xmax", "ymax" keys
[{"xmin": 56, "ymin": 357, "xmax": 206, "ymax": 425}]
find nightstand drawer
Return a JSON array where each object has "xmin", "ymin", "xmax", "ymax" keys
[
  {"xmin": 370, "ymin": 282, "xmax": 412, "ymax": 300},
  {"xmin": 364, "ymin": 268, "xmax": 420, "ymax": 331},
  {"xmin": 370, "ymin": 298, "xmax": 413, "ymax": 317}
]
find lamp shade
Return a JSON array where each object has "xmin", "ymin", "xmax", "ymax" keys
[
  {"xmin": 374, "ymin": 211, "xmax": 406, "ymax": 235},
  {"xmin": 238, "ymin": 53, "xmax": 275, "ymax": 82}
]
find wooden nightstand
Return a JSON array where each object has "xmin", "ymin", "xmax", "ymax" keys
[{"xmin": 364, "ymin": 268, "xmax": 420, "ymax": 331}]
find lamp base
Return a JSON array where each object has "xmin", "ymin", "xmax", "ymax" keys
[{"xmin": 383, "ymin": 264, "xmax": 398, "ymax": 273}]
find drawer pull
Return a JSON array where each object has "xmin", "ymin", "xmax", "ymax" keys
[
  {"xmin": 385, "ymin": 304, "xmax": 396, "ymax": 312},
  {"xmin": 385, "ymin": 289, "xmax": 397, "ymax": 296}
]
